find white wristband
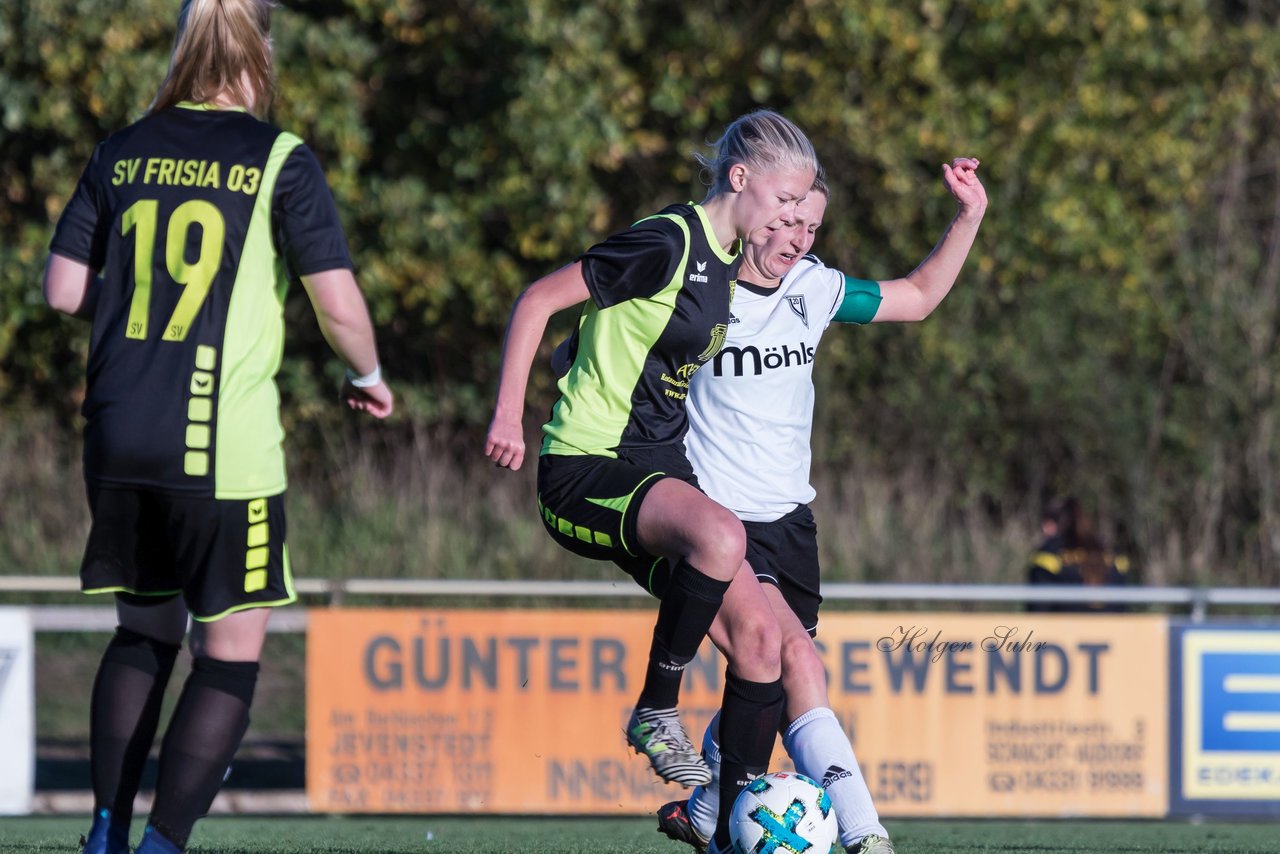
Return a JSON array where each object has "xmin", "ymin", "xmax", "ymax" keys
[{"xmin": 346, "ymin": 363, "xmax": 382, "ymax": 388}]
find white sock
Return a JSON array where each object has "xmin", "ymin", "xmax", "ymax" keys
[
  {"xmin": 783, "ymin": 707, "xmax": 887, "ymax": 847},
  {"xmin": 685, "ymin": 713, "xmax": 720, "ymax": 842}
]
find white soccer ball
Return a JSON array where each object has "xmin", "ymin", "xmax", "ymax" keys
[{"xmin": 728, "ymin": 770, "xmax": 838, "ymax": 854}]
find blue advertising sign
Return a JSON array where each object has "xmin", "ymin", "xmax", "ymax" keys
[{"xmin": 1170, "ymin": 623, "xmax": 1280, "ymax": 816}]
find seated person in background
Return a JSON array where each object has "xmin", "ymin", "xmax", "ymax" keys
[{"xmin": 1027, "ymin": 496, "xmax": 1131, "ymax": 613}]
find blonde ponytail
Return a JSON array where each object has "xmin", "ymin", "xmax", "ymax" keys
[
  {"xmin": 151, "ymin": 0, "xmax": 276, "ymax": 116},
  {"xmin": 696, "ymin": 110, "xmax": 819, "ymax": 199}
]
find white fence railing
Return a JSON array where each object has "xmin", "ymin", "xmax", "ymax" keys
[{"xmin": 5, "ymin": 575, "xmax": 1279, "ymax": 628}]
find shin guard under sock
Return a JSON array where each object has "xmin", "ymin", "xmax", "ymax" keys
[
  {"xmin": 90, "ymin": 627, "xmax": 181, "ymax": 825},
  {"xmin": 712, "ymin": 672, "xmax": 784, "ymax": 851},
  {"xmin": 148, "ymin": 657, "xmax": 259, "ymax": 849},
  {"xmin": 638, "ymin": 560, "xmax": 729, "ymax": 710},
  {"xmin": 784, "ymin": 707, "xmax": 887, "ymax": 846}
]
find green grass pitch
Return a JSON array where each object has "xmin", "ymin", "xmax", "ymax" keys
[{"xmin": 1, "ymin": 816, "xmax": 1278, "ymax": 853}]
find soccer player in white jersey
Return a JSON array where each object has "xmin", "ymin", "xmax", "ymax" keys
[{"xmin": 657, "ymin": 157, "xmax": 987, "ymax": 854}]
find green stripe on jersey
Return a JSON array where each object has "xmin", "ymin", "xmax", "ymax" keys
[
  {"xmin": 833, "ymin": 276, "xmax": 882, "ymax": 325},
  {"xmin": 542, "ymin": 214, "xmax": 691, "ymax": 456},
  {"xmin": 214, "ymin": 132, "xmax": 303, "ymax": 499},
  {"xmin": 693, "ymin": 203, "xmax": 738, "ymax": 265}
]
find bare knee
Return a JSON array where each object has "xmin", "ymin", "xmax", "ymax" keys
[
  {"xmin": 686, "ymin": 508, "xmax": 746, "ymax": 580},
  {"xmin": 190, "ymin": 607, "xmax": 272, "ymax": 662},
  {"xmin": 636, "ymin": 480, "xmax": 746, "ymax": 578},
  {"xmin": 782, "ymin": 635, "xmax": 825, "ymax": 683},
  {"xmin": 726, "ymin": 610, "xmax": 781, "ymax": 680},
  {"xmin": 781, "ymin": 631, "xmax": 828, "ymax": 706}
]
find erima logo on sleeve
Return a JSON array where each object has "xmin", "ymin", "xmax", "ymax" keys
[{"xmin": 688, "ymin": 260, "xmax": 709, "ymax": 283}]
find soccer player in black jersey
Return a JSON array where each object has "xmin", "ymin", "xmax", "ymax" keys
[
  {"xmin": 486, "ymin": 110, "xmax": 818, "ymax": 853},
  {"xmin": 44, "ymin": 2, "xmax": 391, "ymax": 852},
  {"xmin": 656, "ymin": 161, "xmax": 986, "ymax": 854}
]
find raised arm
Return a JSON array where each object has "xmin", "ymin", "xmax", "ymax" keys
[
  {"xmin": 485, "ymin": 261, "xmax": 591, "ymax": 471},
  {"xmin": 301, "ymin": 269, "xmax": 393, "ymax": 418},
  {"xmin": 872, "ymin": 157, "xmax": 987, "ymax": 323}
]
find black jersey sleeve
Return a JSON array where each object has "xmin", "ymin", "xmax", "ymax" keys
[
  {"xmin": 271, "ymin": 144, "xmax": 354, "ymax": 277},
  {"xmin": 49, "ymin": 142, "xmax": 110, "ymax": 269},
  {"xmin": 578, "ymin": 216, "xmax": 684, "ymax": 308}
]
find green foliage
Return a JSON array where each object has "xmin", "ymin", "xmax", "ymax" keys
[{"xmin": 3, "ymin": 0, "xmax": 1279, "ymax": 582}]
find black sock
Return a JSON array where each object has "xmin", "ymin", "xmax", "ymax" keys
[
  {"xmin": 712, "ymin": 672, "xmax": 785, "ymax": 850},
  {"xmin": 638, "ymin": 560, "xmax": 730, "ymax": 710},
  {"xmin": 148, "ymin": 657, "xmax": 259, "ymax": 849},
  {"xmin": 90, "ymin": 627, "xmax": 181, "ymax": 824}
]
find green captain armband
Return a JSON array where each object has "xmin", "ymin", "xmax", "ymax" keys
[{"xmin": 832, "ymin": 276, "xmax": 882, "ymax": 325}]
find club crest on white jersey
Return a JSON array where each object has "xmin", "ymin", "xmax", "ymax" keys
[
  {"xmin": 787, "ymin": 294, "xmax": 809, "ymax": 327},
  {"xmin": 686, "ymin": 255, "xmax": 848, "ymax": 522}
]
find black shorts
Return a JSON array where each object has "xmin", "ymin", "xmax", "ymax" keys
[
  {"xmin": 743, "ymin": 504, "xmax": 822, "ymax": 636},
  {"xmin": 80, "ymin": 484, "xmax": 295, "ymax": 621},
  {"xmin": 537, "ymin": 445, "xmax": 698, "ymax": 594}
]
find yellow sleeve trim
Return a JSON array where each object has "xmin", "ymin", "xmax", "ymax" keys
[{"xmin": 1033, "ymin": 552, "xmax": 1063, "ymax": 575}]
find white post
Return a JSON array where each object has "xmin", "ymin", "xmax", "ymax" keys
[{"xmin": 0, "ymin": 607, "xmax": 34, "ymax": 815}]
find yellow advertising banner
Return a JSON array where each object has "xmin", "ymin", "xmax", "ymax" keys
[
  {"xmin": 307, "ymin": 609, "xmax": 718, "ymax": 814},
  {"xmin": 818, "ymin": 613, "xmax": 1168, "ymax": 817},
  {"xmin": 306, "ymin": 610, "xmax": 1169, "ymax": 816}
]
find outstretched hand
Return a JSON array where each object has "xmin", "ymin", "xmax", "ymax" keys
[{"xmin": 942, "ymin": 157, "xmax": 987, "ymax": 219}]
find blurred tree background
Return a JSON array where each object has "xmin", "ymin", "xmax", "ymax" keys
[{"xmin": 2, "ymin": 0, "xmax": 1278, "ymax": 587}]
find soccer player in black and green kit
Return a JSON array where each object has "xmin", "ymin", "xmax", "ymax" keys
[
  {"xmin": 44, "ymin": 2, "xmax": 392, "ymax": 852},
  {"xmin": 486, "ymin": 111, "xmax": 818, "ymax": 853}
]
